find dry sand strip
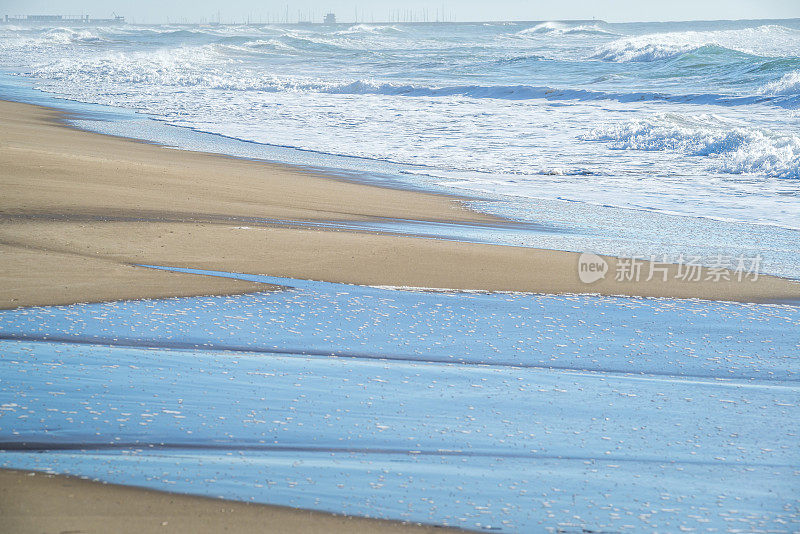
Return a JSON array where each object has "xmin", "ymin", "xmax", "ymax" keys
[
  {"xmin": 1, "ymin": 98, "xmax": 799, "ymax": 308},
  {"xmin": 0, "ymin": 469, "xmax": 467, "ymax": 534}
]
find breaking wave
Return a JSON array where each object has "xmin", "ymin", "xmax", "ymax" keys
[
  {"xmin": 592, "ymin": 25, "xmax": 800, "ymax": 62},
  {"xmin": 517, "ymin": 22, "xmax": 616, "ymax": 37},
  {"xmin": 0, "ymin": 26, "xmax": 106, "ymax": 51},
  {"xmin": 584, "ymin": 114, "xmax": 800, "ymax": 179},
  {"xmin": 761, "ymin": 70, "xmax": 800, "ymax": 96},
  {"xmin": 332, "ymin": 24, "xmax": 403, "ymax": 35}
]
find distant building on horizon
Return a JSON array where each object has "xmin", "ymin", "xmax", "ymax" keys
[{"xmin": 324, "ymin": 13, "xmax": 336, "ymax": 24}]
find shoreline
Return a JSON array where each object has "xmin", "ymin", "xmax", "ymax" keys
[
  {"xmin": 2, "ymin": 20, "xmax": 798, "ymax": 533},
  {"xmin": 0, "ymin": 468, "xmax": 467, "ymax": 534},
  {"xmin": 2, "ymin": 98, "xmax": 800, "ymax": 308}
]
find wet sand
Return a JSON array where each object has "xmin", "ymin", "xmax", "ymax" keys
[
  {"xmin": 1, "ymin": 99, "xmax": 799, "ymax": 308},
  {"xmin": 0, "ymin": 469, "xmax": 464, "ymax": 534}
]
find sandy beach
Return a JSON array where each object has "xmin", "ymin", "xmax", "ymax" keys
[
  {"xmin": 0, "ymin": 469, "xmax": 463, "ymax": 534},
  {"xmin": 1, "ymin": 99, "xmax": 798, "ymax": 309}
]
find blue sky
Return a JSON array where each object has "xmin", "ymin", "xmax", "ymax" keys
[{"xmin": 3, "ymin": 0, "xmax": 799, "ymax": 24}]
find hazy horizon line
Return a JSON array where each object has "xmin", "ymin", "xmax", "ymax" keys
[{"xmin": 3, "ymin": 13, "xmax": 799, "ymax": 25}]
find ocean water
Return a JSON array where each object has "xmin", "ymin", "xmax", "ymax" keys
[
  {"xmin": 1, "ymin": 269, "xmax": 798, "ymax": 531},
  {"xmin": 1, "ymin": 19, "xmax": 800, "ymax": 230}
]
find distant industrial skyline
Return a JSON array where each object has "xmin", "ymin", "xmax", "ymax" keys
[{"xmin": 2, "ymin": 0, "xmax": 798, "ymax": 25}]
